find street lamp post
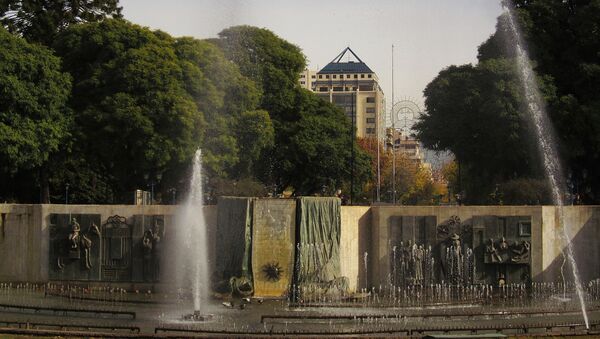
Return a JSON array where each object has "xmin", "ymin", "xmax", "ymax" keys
[
  {"xmin": 391, "ymin": 44, "xmax": 396, "ymax": 205},
  {"xmin": 65, "ymin": 183, "xmax": 69, "ymax": 205},
  {"xmin": 169, "ymin": 188, "xmax": 177, "ymax": 205},
  {"xmin": 145, "ymin": 173, "xmax": 162, "ymax": 205}
]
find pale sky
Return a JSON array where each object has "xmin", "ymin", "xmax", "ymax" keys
[{"xmin": 120, "ymin": 0, "xmax": 503, "ymax": 112}]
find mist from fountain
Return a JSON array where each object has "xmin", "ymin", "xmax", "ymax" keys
[
  {"xmin": 503, "ymin": 2, "xmax": 589, "ymax": 328},
  {"xmin": 176, "ymin": 149, "xmax": 209, "ymax": 312}
]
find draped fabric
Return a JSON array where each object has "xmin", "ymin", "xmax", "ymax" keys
[
  {"xmin": 296, "ymin": 197, "xmax": 342, "ymax": 285},
  {"xmin": 251, "ymin": 199, "xmax": 296, "ymax": 297},
  {"xmin": 215, "ymin": 197, "xmax": 253, "ymax": 282}
]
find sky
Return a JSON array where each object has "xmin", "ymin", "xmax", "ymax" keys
[{"xmin": 120, "ymin": 0, "xmax": 503, "ymax": 110}]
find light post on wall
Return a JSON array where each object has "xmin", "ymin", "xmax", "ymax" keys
[
  {"xmin": 144, "ymin": 173, "xmax": 162, "ymax": 205},
  {"xmin": 169, "ymin": 188, "xmax": 177, "ymax": 205},
  {"xmin": 65, "ymin": 183, "xmax": 69, "ymax": 205}
]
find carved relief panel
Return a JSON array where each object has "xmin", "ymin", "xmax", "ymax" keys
[
  {"xmin": 101, "ymin": 215, "xmax": 132, "ymax": 281},
  {"xmin": 49, "ymin": 214, "xmax": 102, "ymax": 280}
]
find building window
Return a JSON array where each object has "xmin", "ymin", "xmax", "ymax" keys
[
  {"xmin": 366, "ymin": 107, "xmax": 375, "ymax": 113},
  {"xmin": 326, "ymin": 74, "xmax": 330, "ymax": 79},
  {"xmin": 319, "ymin": 74, "xmax": 323, "ymax": 79},
  {"xmin": 368, "ymin": 74, "xmax": 372, "ymax": 78},
  {"xmin": 311, "ymin": 75, "xmax": 316, "ymax": 79},
  {"xmin": 333, "ymin": 74, "xmax": 337, "ymax": 79},
  {"xmin": 366, "ymin": 97, "xmax": 375, "ymax": 103},
  {"xmin": 300, "ymin": 81, "xmax": 305, "ymax": 84},
  {"xmin": 354, "ymin": 74, "xmax": 358, "ymax": 79},
  {"xmin": 346, "ymin": 74, "xmax": 350, "ymax": 78},
  {"xmin": 366, "ymin": 118, "xmax": 375, "ymax": 123},
  {"xmin": 319, "ymin": 87, "xmax": 329, "ymax": 92},
  {"xmin": 366, "ymin": 128, "xmax": 375, "ymax": 134},
  {"xmin": 361, "ymin": 74, "xmax": 365, "ymax": 78},
  {"xmin": 300, "ymin": 74, "xmax": 305, "ymax": 78},
  {"xmin": 333, "ymin": 86, "xmax": 343, "ymax": 91}
]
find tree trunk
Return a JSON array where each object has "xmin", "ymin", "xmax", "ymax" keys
[{"xmin": 40, "ymin": 168, "xmax": 50, "ymax": 203}]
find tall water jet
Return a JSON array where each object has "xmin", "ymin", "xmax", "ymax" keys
[
  {"xmin": 176, "ymin": 149, "xmax": 210, "ymax": 313},
  {"xmin": 503, "ymin": 1, "xmax": 589, "ymax": 328}
]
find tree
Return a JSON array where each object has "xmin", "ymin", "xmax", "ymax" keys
[
  {"xmin": 415, "ymin": 58, "xmax": 546, "ymax": 203},
  {"xmin": 173, "ymin": 37, "xmax": 265, "ymax": 183},
  {"xmin": 215, "ymin": 26, "xmax": 372, "ymax": 198},
  {"xmin": 440, "ymin": 159, "xmax": 459, "ymax": 203},
  {"xmin": 498, "ymin": 178, "xmax": 551, "ymax": 205},
  {"xmin": 274, "ymin": 91, "xmax": 372, "ymax": 196},
  {"xmin": 52, "ymin": 20, "xmax": 205, "ymax": 202},
  {"xmin": 1, "ymin": 0, "xmax": 122, "ymax": 45},
  {"xmin": 233, "ymin": 109, "xmax": 274, "ymax": 178},
  {"xmin": 51, "ymin": 20, "xmax": 272, "ymax": 203},
  {"xmin": 418, "ymin": 2, "xmax": 600, "ymax": 203},
  {"xmin": 215, "ymin": 25, "xmax": 306, "ymax": 121},
  {"xmin": 506, "ymin": 1, "xmax": 600, "ymax": 203},
  {"xmin": 356, "ymin": 137, "xmax": 392, "ymax": 202},
  {"xmin": 0, "ymin": 27, "xmax": 71, "ymax": 202}
]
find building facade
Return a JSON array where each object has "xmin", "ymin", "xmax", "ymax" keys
[
  {"xmin": 300, "ymin": 47, "xmax": 385, "ymax": 140},
  {"xmin": 386, "ymin": 128, "xmax": 426, "ymax": 164},
  {"xmin": 298, "ymin": 69, "xmax": 317, "ymax": 90}
]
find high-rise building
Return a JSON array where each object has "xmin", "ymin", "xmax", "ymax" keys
[
  {"xmin": 386, "ymin": 128, "xmax": 426, "ymax": 164},
  {"xmin": 298, "ymin": 69, "xmax": 317, "ymax": 90},
  {"xmin": 300, "ymin": 47, "xmax": 385, "ymax": 141}
]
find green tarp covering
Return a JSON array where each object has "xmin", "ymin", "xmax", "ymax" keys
[
  {"xmin": 215, "ymin": 197, "xmax": 253, "ymax": 282},
  {"xmin": 296, "ymin": 197, "xmax": 342, "ymax": 285}
]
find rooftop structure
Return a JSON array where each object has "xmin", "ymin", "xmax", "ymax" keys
[{"xmin": 300, "ymin": 47, "xmax": 385, "ymax": 140}]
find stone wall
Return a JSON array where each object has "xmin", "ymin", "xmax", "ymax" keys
[
  {"xmin": 340, "ymin": 206, "xmax": 371, "ymax": 291},
  {"xmin": 369, "ymin": 205, "xmax": 600, "ymax": 288},
  {"xmin": 1, "ymin": 203, "xmax": 599, "ymax": 292},
  {"xmin": 540, "ymin": 206, "xmax": 600, "ymax": 283},
  {"xmin": 0, "ymin": 204, "xmax": 217, "ymax": 282},
  {"xmin": 0, "ymin": 204, "xmax": 37, "ymax": 282}
]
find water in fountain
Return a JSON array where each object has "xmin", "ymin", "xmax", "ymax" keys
[
  {"xmin": 176, "ymin": 149, "xmax": 210, "ymax": 313},
  {"xmin": 503, "ymin": 2, "xmax": 589, "ymax": 328}
]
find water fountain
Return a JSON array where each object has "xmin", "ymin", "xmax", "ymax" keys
[
  {"xmin": 503, "ymin": 1, "xmax": 590, "ymax": 328},
  {"xmin": 175, "ymin": 149, "xmax": 212, "ymax": 321}
]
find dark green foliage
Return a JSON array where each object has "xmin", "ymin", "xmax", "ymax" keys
[
  {"xmin": 172, "ymin": 36, "xmax": 265, "ymax": 182},
  {"xmin": 0, "ymin": 27, "xmax": 71, "ymax": 202},
  {"xmin": 234, "ymin": 110, "xmax": 274, "ymax": 178},
  {"xmin": 498, "ymin": 178, "xmax": 551, "ymax": 205},
  {"xmin": 215, "ymin": 26, "xmax": 372, "ymax": 196},
  {"xmin": 49, "ymin": 20, "xmax": 272, "ymax": 203},
  {"xmin": 52, "ymin": 20, "xmax": 202, "ymax": 202},
  {"xmin": 275, "ymin": 90, "xmax": 372, "ymax": 195},
  {"xmin": 508, "ymin": 0, "xmax": 600, "ymax": 203},
  {"xmin": 216, "ymin": 25, "xmax": 306, "ymax": 120},
  {"xmin": 1, "ymin": 18, "xmax": 371, "ymax": 202},
  {"xmin": 415, "ymin": 59, "xmax": 541, "ymax": 203},
  {"xmin": 0, "ymin": 0, "xmax": 122, "ymax": 45},
  {"xmin": 416, "ymin": 1, "xmax": 600, "ymax": 204}
]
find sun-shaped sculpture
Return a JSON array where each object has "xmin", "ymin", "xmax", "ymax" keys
[{"xmin": 262, "ymin": 262, "xmax": 283, "ymax": 282}]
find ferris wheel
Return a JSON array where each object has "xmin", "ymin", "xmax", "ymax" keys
[{"xmin": 389, "ymin": 98, "xmax": 423, "ymax": 134}]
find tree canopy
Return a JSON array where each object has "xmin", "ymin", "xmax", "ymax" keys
[
  {"xmin": 0, "ymin": 9, "xmax": 374, "ymax": 203},
  {"xmin": 508, "ymin": 0, "xmax": 600, "ymax": 203},
  {"xmin": 215, "ymin": 25, "xmax": 372, "ymax": 197},
  {"xmin": 0, "ymin": 26, "xmax": 71, "ymax": 202},
  {"xmin": 416, "ymin": 2, "xmax": 600, "ymax": 204},
  {"xmin": 415, "ymin": 59, "xmax": 544, "ymax": 203},
  {"xmin": 0, "ymin": 0, "xmax": 122, "ymax": 45}
]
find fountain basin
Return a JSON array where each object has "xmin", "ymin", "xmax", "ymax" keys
[{"xmin": 182, "ymin": 310, "xmax": 214, "ymax": 321}]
